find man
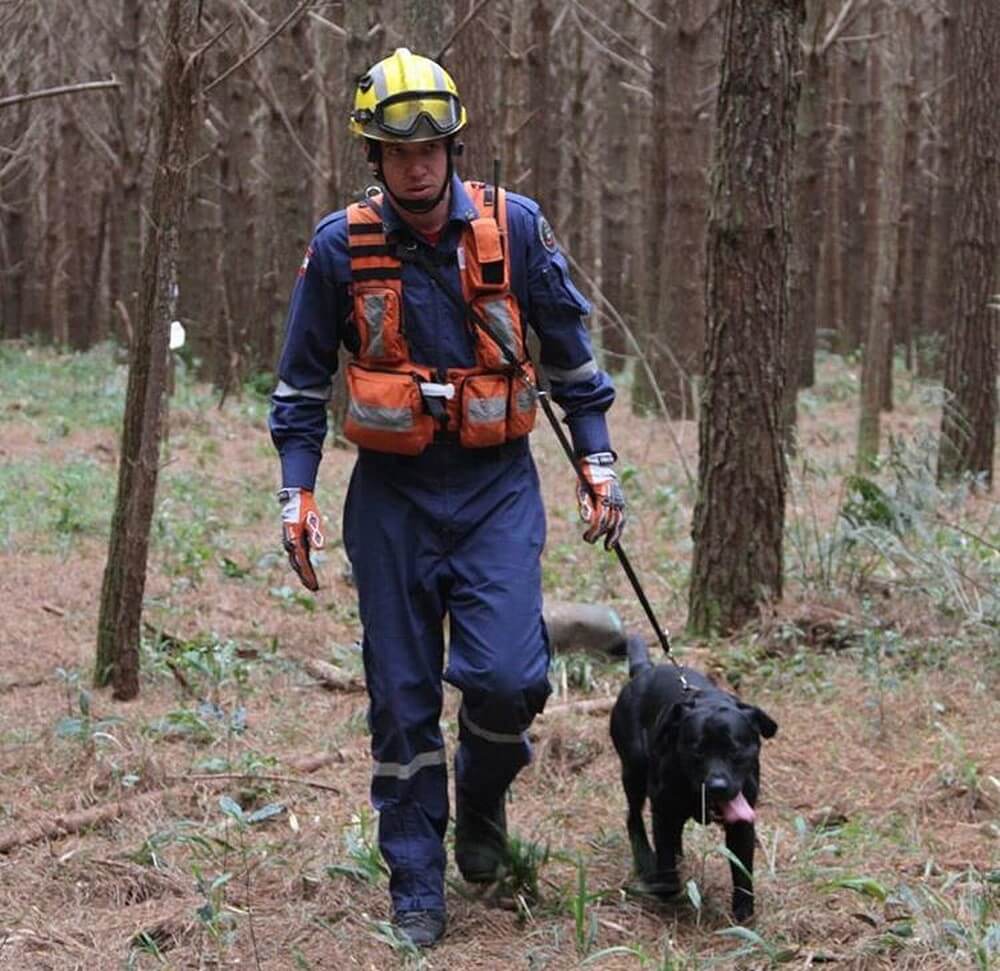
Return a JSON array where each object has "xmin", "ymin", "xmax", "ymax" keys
[{"xmin": 269, "ymin": 48, "xmax": 625, "ymax": 948}]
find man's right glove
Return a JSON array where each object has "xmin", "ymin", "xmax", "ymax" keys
[
  {"xmin": 278, "ymin": 487, "xmax": 325, "ymax": 591},
  {"xmin": 576, "ymin": 451, "xmax": 626, "ymax": 550}
]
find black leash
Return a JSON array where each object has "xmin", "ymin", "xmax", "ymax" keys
[{"xmin": 397, "ymin": 231, "xmax": 685, "ymax": 681}]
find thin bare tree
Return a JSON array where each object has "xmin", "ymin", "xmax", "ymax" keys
[{"xmin": 95, "ymin": 0, "xmax": 202, "ymax": 699}]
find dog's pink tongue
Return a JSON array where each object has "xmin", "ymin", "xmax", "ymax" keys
[{"xmin": 721, "ymin": 792, "xmax": 756, "ymax": 824}]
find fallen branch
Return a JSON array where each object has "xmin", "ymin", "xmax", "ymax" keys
[
  {"xmin": 0, "ymin": 676, "xmax": 46, "ymax": 693},
  {"xmin": 0, "ymin": 789, "xmax": 170, "ymax": 854},
  {"xmin": 180, "ymin": 772, "xmax": 340, "ymax": 794},
  {"xmin": 302, "ymin": 658, "xmax": 366, "ymax": 693}
]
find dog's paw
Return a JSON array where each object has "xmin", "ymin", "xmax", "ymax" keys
[
  {"xmin": 732, "ymin": 891, "xmax": 755, "ymax": 924},
  {"xmin": 630, "ymin": 873, "xmax": 681, "ymax": 900}
]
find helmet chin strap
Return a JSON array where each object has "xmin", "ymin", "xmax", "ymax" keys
[{"xmin": 369, "ymin": 140, "xmax": 454, "ymax": 215}]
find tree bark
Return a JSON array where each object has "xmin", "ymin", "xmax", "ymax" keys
[
  {"xmin": 217, "ymin": 35, "xmax": 257, "ymax": 394},
  {"xmin": 785, "ymin": 0, "xmax": 829, "ymax": 445},
  {"xmin": 841, "ymin": 35, "xmax": 869, "ymax": 354},
  {"xmin": 107, "ymin": 0, "xmax": 144, "ymax": 341},
  {"xmin": 95, "ymin": 0, "xmax": 201, "ymax": 699},
  {"xmin": 658, "ymin": 0, "xmax": 713, "ymax": 419},
  {"xmin": 937, "ymin": 0, "xmax": 998, "ymax": 488},
  {"xmin": 688, "ymin": 0, "xmax": 803, "ymax": 636},
  {"xmin": 889, "ymin": 6, "xmax": 922, "ymax": 374},
  {"xmin": 0, "ymin": 97, "xmax": 29, "ymax": 339},
  {"xmin": 450, "ymin": 0, "xmax": 502, "ymax": 184},
  {"xmin": 820, "ymin": 45, "xmax": 846, "ymax": 351},
  {"xmin": 857, "ymin": 2, "xmax": 904, "ymax": 469},
  {"xmin": 634, "ymin": 0, "xmax": 671, "ymax": 418},
  {"xmin": 923, "ymin": 8, "xmax": 957, "ymax": 377}
]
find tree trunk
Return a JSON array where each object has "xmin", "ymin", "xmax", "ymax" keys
[
  {"xmin": 257, "ymin": 2, "xmax": 318, "ymax": 375},
  {"xmin": 661, "ymin": 0, "xmax": 714, "ymax": 418},
  {"xmin": 178, "ymin": 120, "xmax": 221, "ymax": 373},
  {"xmin": 107, "ymin": 0, "xmax": 143, "ymax": 340},
  {"xmin": 820, "ymin": 45, "xmax": 846, "ymax": 352},
  {"xmin": 95, "ymin": 0, "xmax": 200, "ymax": 699},
  {"xmin": 450, "ymin": 0, "xmax": 502, "ymax": 184},
  {"xmin": 923, "ymin": 8, "xmax": 957, "ymax": 377},
  {"xmin": 634, "ymin": 0, "xmax": 671, "ymax": 417},
  {"xmin": 857, "ymin": 3, "xmax": 904, "ymax": 469},
  {"xmin": 215, "ymin": 32, "xmax": 257, "ymax": 394},
  {"xmin": 689, "ymin": 0, "xmax": 802, "ymax": 636},
  {"xmin": 890, "ymin": 7, "xmax": 922, "ymax": 374},
  {"xmin": 937, "ymin": 0, "xmax": 998, "ymax": 488},
  {"xmin": 0, "ymin": 98, "xmax": 29, "ymax": 339},
  {"xmin": 599, "ymin": 29, "xmax": 628, "ymax": 374},
  {"xmin": 841, "ymin": 37, "xmax": 869, "ymax": 354},
  {"xmin": 785, "ymin": 0, "xmax": 829, "ymax": 445},
  {"xmin": 528, "ymin": 0, "xmax": 558, "ymax": 218}
]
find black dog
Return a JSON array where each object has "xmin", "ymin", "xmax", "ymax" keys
[{"xmin": 610, "ymin": 637, "xmax": 778, "ymax": 922}]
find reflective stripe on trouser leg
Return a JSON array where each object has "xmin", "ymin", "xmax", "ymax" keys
[
  {"xmin": 345, "ymin": 463, "xmax": 453, "ymax": 914},
  {"xmin": 343, "ymin": 442, "xmax": 549, "ymax": 908}
]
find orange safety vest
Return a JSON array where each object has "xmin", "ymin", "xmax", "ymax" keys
[{"xmin": 342, "ymin": 181, "xmax": 537, "ymax": 455}]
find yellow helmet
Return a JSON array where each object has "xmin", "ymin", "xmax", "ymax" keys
[{"xmin": 349, "ymin": 48, "xmax": 467, "ymax": 143}]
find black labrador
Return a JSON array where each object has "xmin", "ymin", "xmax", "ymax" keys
[{"xmin": 610, "ymin": 637, "xmax": 778, "ymax": 922}]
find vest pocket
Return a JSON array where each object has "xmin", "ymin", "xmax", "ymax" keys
[
  {"xmin": 507, "ymin": 362, "xmax": 538, "ymax": 440},
  {"xmin": 343, "ymin": 362, "xmax": 434, "ymax": 455},
  {"xmin": 459, "ymin": 373, "xmax": 509, "ymax": 448}
]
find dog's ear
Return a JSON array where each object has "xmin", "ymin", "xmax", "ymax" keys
[{"xmin": 740, "ymin": 703, "xmax": 778, "ymax": 739}]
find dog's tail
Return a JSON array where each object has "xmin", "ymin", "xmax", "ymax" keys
[{"xmin": 625, "ymin": 635, "xmax": 653, "ymax": 678}]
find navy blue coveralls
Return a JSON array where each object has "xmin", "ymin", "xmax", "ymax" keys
[{"xmin": 269, "ymin": 175, "xmax": 616, "ymax": 916}]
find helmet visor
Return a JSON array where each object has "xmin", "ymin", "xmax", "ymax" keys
[{"xmin": 374, "ymin": 92, "xmax": 461, "ymax": 138}]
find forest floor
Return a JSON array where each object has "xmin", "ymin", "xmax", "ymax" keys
[{"xmin": 0, "ymin": 342, "xmax": 997, "ymax": 971}]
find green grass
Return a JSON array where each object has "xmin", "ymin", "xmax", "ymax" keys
[
  {"xmin": 0, "ymin": 340, "xmax": 129, "ymax": 430},
  {"xmin": 0, "ymin": 454, "xmax": 112, "ymax": 550}
]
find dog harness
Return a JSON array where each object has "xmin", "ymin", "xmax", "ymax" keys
[{"xmin": 343, "ymin": 181, "xmax": 538, "ymax": 455}]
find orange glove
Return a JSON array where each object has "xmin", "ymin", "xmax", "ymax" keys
[
  {"xmin": 576, "ymin": 452, "xmax": 626, "ymax": 550},
  {"xmin": 278, "ymin": 487, "xmax": 325, "ymax": 591}
]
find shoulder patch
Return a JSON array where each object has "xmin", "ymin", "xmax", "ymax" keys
[
  {"xmin": 298, "ymin": 245, "xmax": 313, "ymax": 278},
  {"xmin": 537, "ymin": 214, "xmax": 558, "ymax": 253}
]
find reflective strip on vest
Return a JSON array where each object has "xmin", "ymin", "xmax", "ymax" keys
[
  {"xmin": 482, "ymin": 299, "xmax": 516, "ymax": 360},
  {"xmin": 348, "ymin": 400, "xmax": 415, "ymax": 431},
  {"xmin": 544, "ymin": 358, "xmax": 598, "ymax": 384},
  {"xmin": 372, "ymin": 747, "xmax": 447, "ymax": 781},
  {"xmin": 468, "ymin": 396, "xmax": 507, "ymax": 424},
  {"xmin": 460, "ymin": 706, "xmax": 527, "ymax": 745},
  {"xmin": 363, "ymin": 293, "xmax": 388, "ymax": 358},
  {"xmin": 515, "ymin": 386, "xmax": 535, "ymax": 413}
]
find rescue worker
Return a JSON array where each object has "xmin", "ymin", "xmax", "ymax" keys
[{"xmin": 269, "ymin": 48, "xmax": 625, "ymax": 948}]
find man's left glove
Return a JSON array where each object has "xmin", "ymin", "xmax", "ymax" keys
[
  {"xmin": 576, "ymin": 451, "xmax": 626, "ymax": 550},
  {"xmin": 278, "ymin": 487, "xmax": 325, "ymax": 591}
]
